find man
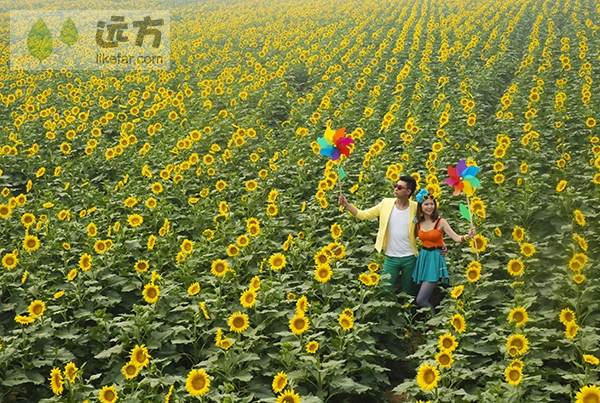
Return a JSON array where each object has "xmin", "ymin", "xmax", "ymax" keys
[{"xmin": 339, "ymin": 175, "xmax": 419, "ymax": 296}]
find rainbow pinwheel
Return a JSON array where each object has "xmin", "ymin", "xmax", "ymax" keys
[
  {"xmin": 444, "ymin": 159, "xmax": 481, "ymax": 196},
  {"xmin": 317, "ymin": 127, "xmax": 354, "ymax": 161}
]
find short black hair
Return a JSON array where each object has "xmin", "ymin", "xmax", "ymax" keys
[{"xmin": 399, "ymin": 175, "xmax": 417, "ymax": 197}]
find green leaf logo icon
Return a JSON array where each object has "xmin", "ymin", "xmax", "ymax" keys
[
  {"xmin": 27, "ymin": 18, "xmax": 53, "ymax": 61},
  {"xmin": 60, "ymin": 18, "xmax": 78, "ymax": 46}
]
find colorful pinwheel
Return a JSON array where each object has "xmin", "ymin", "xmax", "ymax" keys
[
  {"xmin": 444, "ymin": 159, "xmax": 481, "ymax": 196},
  {"xmin": 317, "ymin": 127, "xmax": 354, "ymax": 161}
]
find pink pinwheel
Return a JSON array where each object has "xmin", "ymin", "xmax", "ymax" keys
[
  {"xmin": 317, "ymin": 127, "xmax": 354, "ymax": 161},
  {"xmin": 444, "ymin": 159, "xmax": 481, "ymax": 196}
]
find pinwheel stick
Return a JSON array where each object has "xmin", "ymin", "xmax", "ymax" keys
[{"xmin": 465, "ymin": 194, "xmax": 479, "ymax": 260}]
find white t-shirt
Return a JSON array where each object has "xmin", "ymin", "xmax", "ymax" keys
[{"xmin": 385, "ymin": 205, "xmax": 413, "ymax": 257}]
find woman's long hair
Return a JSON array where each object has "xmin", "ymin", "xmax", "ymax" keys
[{"xmin": 414, "ymin": 195, "xmax": 440, "ymax": 238}]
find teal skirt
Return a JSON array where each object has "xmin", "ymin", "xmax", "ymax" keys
[{"xmin": 412, "ymin": 248, "xmax": 450, "ymax": 285}]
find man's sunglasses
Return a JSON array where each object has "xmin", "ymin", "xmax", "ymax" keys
[{"xmin": 395, "ymin": 184, "xmax": 408, "ymax": 190}]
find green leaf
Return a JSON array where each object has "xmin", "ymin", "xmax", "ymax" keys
[
  {"xmin": 27, "ymin": 18, "xmax": 53, "ymax": 61},
  {"xmin": 94, "ymin": 344, "xmax": 122, "ymax": 359},
  {"xmin": 59, "ymin": 18, "xmax": 78, "ymax": 46}
]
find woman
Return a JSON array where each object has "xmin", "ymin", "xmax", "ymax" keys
[{"xmin": 412, "ymin": 189, "xmax": 475, "ymax": 308}]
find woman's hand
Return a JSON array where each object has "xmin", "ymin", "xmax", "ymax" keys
[
  {"xmin": 468, "ymin": 226, "xmax": 476, "ymax": 238},
  {"xmin": 339, "ymin": 194, "xmax": 348, "ymax": 208}
]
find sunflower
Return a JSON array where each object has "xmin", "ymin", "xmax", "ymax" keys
[
  {"xmin": 330, "ymin": 223, "xmax": 342, "ymax": 240},
  {"xmin": 338, "ymin": 313, "xmax": 354, "ymax": 331},
  {"xmin": 504, "ymin": 365, "xmax": 522, "ymax": 386},
  {"xmin": 236, "ymin": 234, "xmax": 250, "ymax": 248},
  {"xmin": 49, "ymin": 367, "xmax": 63, "ymax": 395},
  {"xmin": 142, "ymin": 283, "xmax": 160, "ymax": 304},
  {"xmin": 79, "ymin": 253, "xmax": 92, "ymax": 271},
  {"xmin": 507, "ymin": 307, "xmax": 529, "ymax": 327},
  {"xmin": 555, "ymin": 179, "xmax": 567, "ymax": 192},
  {"xmin": 450, "ymin": 313, "xmax": 466, "ymax": 333},
  {"xmin": 269, "ymin": 253, "xmax": 287, "ymax": 271},
  {"xmin": 314, "ymin": 263, "xmax": 333, "ymax": 283},
  {"xmin": 573, "ymin": 273, "xmax": 586, "ymax": 284},
  {"xmin": 121, "ymin": 361, "xmax": 141, "ymax": 380},
  {"xmin": 23, "ymin": 234, "xmax": 41, "ymax": 253},
  {"xmin": 226, "ymin": 244, "xmax": 239, "ymax": 257},
  {"xmin": 134, "ymin": 260, "xmax": 149, "ymax": 273},
  {"xmin": 465, "ymin": 264, "xmax": 481, "ymax": 282},
  {"xmin": 20, "ymin": 213, "xmax": 35, "ymax": 228},
  {"xmin": 575, "ymin": 385, "xmax": 600, "ymax": 403},
  {"xmin": 180, "ymin": 239, "xmax": 194, "ymax": 254},
  {"xmin": 64, "ymin": 361, "xmax": 78, "ymax": 383},
  {"xmin": 150, "ymin": 182, "xmax": 164, "ymax": 195},
  {"xmin": 187, "ymin": 282, "xmax": 201, "ymax": 296},
  {"xmin": 493, "ymin": 173, "xmax": 505, "ymax": 184},
  {"xmin": 512, "ymin": 225, "xmax": 525, "ymax": 242},
  {"xmin": 2, "ymin": 252, "xmax": 18, "ymax": 270},
  {"xmin": 249, "ymin": 275, "xmax": 261, "ymax": 290},
  {"xmin": 240, "ymin": 289, "xmax": 257, "ymax": 308},
  {"xmin": 438, "ymin": 333, "xmax": 458, "ymax": 352},
  {"xmin": 584, "ymin": 116, "xmax": 597, "ymax": 128},
  {"xmin": 450, "ymin": 285, "xmax": 464, "ymax": 299},
  {"xmin": 559, "ymin": 308, "xmax": 576, "ymax": 325},
  {"xmin": 565, "ymin": 323, "xmax": 579, "ymax": 340},
  {"xmin": 313, "ymin": 251, "xmax": 329, "ymax": 266},
  {"xmin": 98, "ymin": 385, "xmax": 118, "ymax": 403},
  {"xmin": 416, "ymin": 363, "xmax": 439, "ymax": 392},
  {"xmin": 289, "ymin": 314, "xmax": 309, "ymax": 335},
  {"xmin": 507, "ymin": 259, "xmax": 525, "ymax": 277},
  {"xmin": 247, "ymin": 223, "xmax": 261, "ymax": 236},
  {"xmin": 583, "ymin": 355, "xmax": 600, "ymax": 366},
  {"xmin": 185, "ymin": 368, "xmax": 211, "ymax": 396},
  {"xmin": 506, "ymin": 334, "xmax": 529, "ymax": 357},
  {"xmin": 94, "ymin": 240, "xmax": 108, "ymax": 254},
  {"xmin": 295, "ymin": 295, "xmax": 308, "ymax": 314},
  {"xmin": 130, "ymin": 344, "xmax": 150, "ymax": 368},
  {"xmin": 435, "ymin": 350, "xmax": 454, "ymax": 369},
  {"xmin": 15, "ymin": 314, "xmax": 34, "ymax": 325},
  {"xmin": 306, "ymin": 340, "xmax": 319, "ymax": 354},
  {"xmin": 520, "ymin": 242, "xmax": 536, "ymax": 257},
  {"xmin": 127, "ymin": 214, "xmax": 143, "ymax": 228},
  {"xmin": 218, "ymin": 337, "xmax": 234, "ymax": 350},
  {"xmin": 276, "ymin": 389, "xmax": 301, "ymax": 403},
  {"xmin": 210, "ymin": 259, "xmax": 229, "ymax": 277},
  {"xmin": 266, "ymin": 203, "xmax": 278, "ymax": 217},
  {"xmin": 469, "ymin": 234, "xmax": 488, "ymax": 253},
  {"xmin": 28, "ymin": 300, "xmax": 46, "ymax": 318},
  {"xmin": 272, "ymin": 371, "xmax": 288, "ymax": 393},
  {"xmin": 0, "ymin": 203, "xmax": 12, "ymax": 219},
  {"xmin": 228, "ymin": 311, "xmax": 250, "ymax": 333}
]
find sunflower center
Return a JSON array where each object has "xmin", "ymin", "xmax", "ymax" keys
[
  {"xmin": 583, "ymin": 392, "xmax": 600, "ymax": 403},
  {"xmin": 424, "ymin": 369, "xmax": 435, "ymax": 384},
  {"xmin": 512, "ymin": 339, "xmax": 523, "ymax": 349},
  {"xmin": 509, "ymin": 370, "xmax": 520, "ymax": 381},
  {"xmin": 233, "ymin": 317, "xmax": 245, "ymax": 328},
  {"xmin": 513, "ymin": 312, "xmax": 524, "ymax": 322},
  {"xmin": 442, "ymin": 339, "xmax": 452, "ymax": 349},
  {"xmin": 294, "ymin": 318, "xmax": 305, "ymax": 329},
  {"xmin": 147, "ymin": 288, "xmax": 157, "ymax": 298},
  {"xmin": 33, "ymin": 305, "xmax": 42, "ymax": 315},
  {"xmin": 104, "ymin": 390, "xmax": 115, "ymax": 401},
  {"xmin": 192, "ymin": 375, "xmax": 206, "ymax": 390},
  {"xmin": 439, "ymin": 354, "xmax": 450, "ymax": 365},
  {"xmin": 126, "ymin": 365, "xmax": 136, "ymax": 375}
]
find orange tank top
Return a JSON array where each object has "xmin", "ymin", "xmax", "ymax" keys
[{"xmin": 418, "ymin": 218, "xmax": 445, "ymax": 248}]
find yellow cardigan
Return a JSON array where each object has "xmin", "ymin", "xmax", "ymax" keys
[{"xmin": 354, "ymin": 198, "xmax": 418, "ymax": 255}]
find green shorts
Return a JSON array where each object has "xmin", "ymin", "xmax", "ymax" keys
[{"xmin": 382, "ymin": 255, "xmax": 418, "ymax": 296}]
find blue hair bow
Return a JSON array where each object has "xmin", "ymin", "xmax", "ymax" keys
[{"xmin": 415, "ymin": 188, "xmax": 429, "ymax": 203}]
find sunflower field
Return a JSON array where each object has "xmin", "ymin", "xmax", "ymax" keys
[{"xmin": 0, "ymin": 0, "xmax": 599, "ymax": 401}]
